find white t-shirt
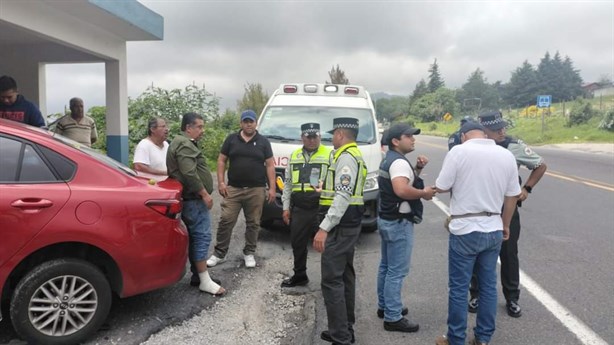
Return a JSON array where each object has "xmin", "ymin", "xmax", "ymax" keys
[
  {"xmin": 133, "ymin": 138, "xmax": 169, "ymax": 172},
  {"xmin": 436, "ymin": 138, "xmax": 521, "ymax": 235},
  {"xmin": 388, "ymin": 159, "xmax": 415, "ymax": 214}
]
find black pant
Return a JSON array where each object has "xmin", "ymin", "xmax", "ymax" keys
[
  {"xmin": 321, "ymin": 225, "xmax": 361, "ymax": 345},
  {"xmin": 289, "ymin": 206, "xmax": 319, "ymax": 277},
  {"xmin": 470, "ymin": 206, "xmax": 521, "ymax": 302}
]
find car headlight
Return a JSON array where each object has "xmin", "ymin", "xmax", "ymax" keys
[{"xmin": 364, "ymin": 172, "xmax": 379, "ymax": 192}]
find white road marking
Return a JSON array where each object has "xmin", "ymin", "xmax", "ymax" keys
[{"xmin": 431, "ymin": 196, "xmax": 609, "ymax": 345}]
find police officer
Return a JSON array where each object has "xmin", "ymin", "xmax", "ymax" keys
[
  {"xmin": 448, "ymin": 116, "xmax": 474, "ymax": 150},
  {"xmin": 469, "ymin": 111, "xmax": 547, "ymax": 318},
  {"xmin": 281, "ymin": 123, "xmax": 331, "ymax": 288},
  {"xmin": 314, "ymin": 117, "xmax": 367, "ymax": 345}
]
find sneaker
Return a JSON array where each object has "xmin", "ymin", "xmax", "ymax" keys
[
  {"xmin": 383, "ymin": 317, "xmax": 419, "ymax": 333},
  {"xmin": 377, "ymin": 306, "xmax": 408, "ymax": 319},
  {"xmin": 244, "ymin": 254, "xmax": 256, "ymax": 268},
  {"xmin": 506, "ymin": 300, "xmax": 522, "ymax": 318},
  {"xmin": 206, "ymin": 255, "xmax": 225, "ymax": 267},
  {"xmin": 468, "ymin": 297, "xmax": 479, "ymax": 313},
  {"xmin": 435, "ymin": 335, "xmax": 449, "ymax": 345}
]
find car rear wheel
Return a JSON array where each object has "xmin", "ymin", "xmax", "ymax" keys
[{"xmin": 10, "ymin": 259, "xmax": 112, "ymax": 345}]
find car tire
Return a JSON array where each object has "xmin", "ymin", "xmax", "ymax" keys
[{"xmin": 10, "ymin": 258, "xmax": 112, "ymax": 345}]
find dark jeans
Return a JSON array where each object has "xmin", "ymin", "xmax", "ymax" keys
[
  {"xmin": 290, "ymin": 206, "xmax": 319, "ymax": 277},
  {"xmin": 470, "ymin": 207, "xmax": 521, "ymax": 302},
  {"xmin": 321, "ymin": 225, "xmax": 361, "ymax": 345}
]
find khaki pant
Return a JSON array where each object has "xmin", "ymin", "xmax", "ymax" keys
[{"xmin": 213, "ymin": 186, "xmax": 266, "ymax": 257}]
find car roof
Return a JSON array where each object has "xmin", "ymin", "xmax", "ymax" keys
[{"xmin": 0, "ymin": 118, "xmax": 52, "ymax": 138}]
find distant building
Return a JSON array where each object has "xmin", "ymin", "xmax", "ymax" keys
[{"xmin": 582, "ymin": 82, "xmax": 614, "ymax": 98}]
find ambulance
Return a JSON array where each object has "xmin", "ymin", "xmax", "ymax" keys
[{"xmin": 257, "ymin": 83, "xmax": 381, "ymax": 231}]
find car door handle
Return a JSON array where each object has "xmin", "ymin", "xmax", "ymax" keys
[{"xmin": 11, "ymin": 199, "xmax": 54, "ymax": 213}]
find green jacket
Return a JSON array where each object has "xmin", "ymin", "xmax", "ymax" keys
[{"xmin": 167, "ymin": 133, "xmax": 213, "ymax": 200}]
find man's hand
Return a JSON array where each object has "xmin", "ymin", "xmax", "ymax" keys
[
  {"xmin": 267, "ymin": 188, "xmax": 276, "ymax": 203},
  {"xmin": 313, "ymin": 180, "xmax": 324, "ymax": 193},
  {"xmin": 313, "ymin": 229, "xmax": 328, "ymax": 253},
  {"xmin": 422, "ymin": 186, "xmax": 436, "ymax": 200},
  {"xmin": 518, "ymin": 188, "xmax": 529, "ymax": 202},
  {"xmin": 218, "ymin": 182, "xmax": 228, "ymax": 198},
  {"xmin": 282, "ymin": 210, "xmax": 291, "ymax": 225},
  {"xmin": 416, "ymin": 155, "xmax": 429, "ymax": 168},
  {"xmin": 503, "ymin": 226, "xmax": 510, "ymax": 241},
  {"xmin": 202, "ymin": 194, "xmax": 213, "ymax": 210}
]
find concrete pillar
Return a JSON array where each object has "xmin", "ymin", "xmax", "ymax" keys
[{"xmin": 105, "ymin": 49, "xmax": 129, "ymax": 165}]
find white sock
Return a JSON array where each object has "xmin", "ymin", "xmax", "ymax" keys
[{"xmin": 199, "ymin": 271, "xmax": 221, "ymax": 294}]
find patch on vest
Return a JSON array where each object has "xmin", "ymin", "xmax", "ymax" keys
[
  {"xmin": 524, "ymin": 146, "xmax": 533, "ymax": 155},
  {"xmin": 340, "ymin": 174, "xmax": 352, "ymax": 186}
]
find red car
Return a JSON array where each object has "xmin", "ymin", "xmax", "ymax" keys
[{"xmin": 0, "ymin": 119, "xmax": 188, "ymax": 344}]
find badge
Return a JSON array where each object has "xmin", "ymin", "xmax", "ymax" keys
[
  {"xmin": 524, "ymin": 147, "xmax": 533, "ymax": 155},
  {"xmin": 339, "ymin": 166, "xmax": 351, "ymax": 174},
  {"xmin": 340, "ymin": 174, "xmax": 352, "ymax": 186}
]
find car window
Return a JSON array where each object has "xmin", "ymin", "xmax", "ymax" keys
[
  {"xmin": 258, "ymin": 106, "xmax": 376, "ymax": 144},
  {"xmin": 0, "ymin": 137, "xmax": 21, "ymax": 182},
  {"xmin": 19, "ymin": 144, "xmax": 57, "ymax": 182},
  {"xmin": 38, "ymin": 145, "xmax": 76, "ymax": 181}
]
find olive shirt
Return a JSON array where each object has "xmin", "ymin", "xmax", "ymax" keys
[{"xmin": 166, "ymin": 133, "xmax": 213, "ymax": 200}]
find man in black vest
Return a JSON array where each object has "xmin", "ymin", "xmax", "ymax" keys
[{"xmin": 376, "ymin": 123, "xmax": 436, "ymax": 333}]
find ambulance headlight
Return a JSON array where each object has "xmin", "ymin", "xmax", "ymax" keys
[{"xmin": 364, "ymin": 172, "xmax": 378, "ymax": 192}]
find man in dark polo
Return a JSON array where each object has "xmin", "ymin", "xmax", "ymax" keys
[
  {"xmin": 207, "ymin": 109, "xmax": 276, "ymax": 268},
  {"xmin": 281, "ymin": 123, "xmax": 331, "ymax": 288}
]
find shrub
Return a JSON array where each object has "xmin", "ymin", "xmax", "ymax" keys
[
  {"xmin": 567, "ymin": 99, "xmax": 595, "ymax": 126},
  {"xmin": 598, "ymin": 109, "xmax": 614, "ymax": 131},
  {"xmin": 429, "ymin": 123, "xmax": 438, "ymax": 131}
]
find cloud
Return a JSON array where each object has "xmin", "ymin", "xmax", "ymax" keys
[{"xmin": 44, "ymin": 0, "xmax": 613, "ymax": 115}]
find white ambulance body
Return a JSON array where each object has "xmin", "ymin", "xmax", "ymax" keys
[{"xmin": 257, "ymin": 83, "xmax": 380, "ymax": 231}]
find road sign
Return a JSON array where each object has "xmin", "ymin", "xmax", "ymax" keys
[{"xmin": 537, "ymin": 95, "xmax": 551, "ymax": 108}]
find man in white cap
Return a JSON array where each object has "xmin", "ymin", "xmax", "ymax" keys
[{"xmin": 281, "ymin": 122, "xmax": 331, "ymax": 288}]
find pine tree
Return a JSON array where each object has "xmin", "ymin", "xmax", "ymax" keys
[
  {"xmin": 504, "ymin": 61, "xmax": 539, "ymax": 107},
  {"xmin": 236, "ymin": 82, "xmax": 269, "ymax": 115},
  {"xmin": 427, "ymin": 59, "xmax": 445, "ymax": 92},
  {"xmin": 327, "ymin": 64, "xmax": 349, "ymax": 85}
]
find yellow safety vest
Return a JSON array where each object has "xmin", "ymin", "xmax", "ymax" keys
[
  {"xmin": 289, "ymin": 145, "xmax": 331, "ymax": 193},
  {"xmin": 319, "ymin": 142, "xmax": 367, "ymax": 206}
]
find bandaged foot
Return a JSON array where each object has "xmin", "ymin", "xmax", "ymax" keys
[{"xmin": 199, "ymin": 271, "xmax": 225, "ymax": 295}]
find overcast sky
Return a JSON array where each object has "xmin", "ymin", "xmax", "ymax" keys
[{"xmin": 45, "ymin": 0, "xmax": 613, "ymax": 115}]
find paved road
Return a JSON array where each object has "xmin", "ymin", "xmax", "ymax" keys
[{"xmin": 309, "ymin": 136, "xmax": 613, "ymax": 345}]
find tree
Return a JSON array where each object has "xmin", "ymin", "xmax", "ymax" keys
[
  {"xmin": 327, "ymin": 64, "xmax": 349, "ymax": 84},
  {"xmin": 503, "ymin": 60, "xmax": 539, "ymax": 107},
  {"xmin": 427, "ymin": 58, "xmax": 445, "ymax": 92},
  {"xmin": 375, "ymin": 96, "xmax": 410, "ymax": 123},
  {"xmin": 409, "ymin": 88, "xmax": 459, "ymax": 122},
  {"xmin": 410, "ymin": 79, "xmax": 429, "ymax": 105},
  {"xmin": 456, "ymin": 68, "xmax": 501, "ymax": 114},
  {"xmin": 237, "ymin": 82, "xmax": 269, "ymax": 115},
  {"xmin": 560, "ymin": 56, "xmax": 583, "ymax": 100}
]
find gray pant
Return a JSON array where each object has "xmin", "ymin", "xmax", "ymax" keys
[
  {"xmin": 321, "ymin": 225, "xmax": 361, "ymax": 345},
  {"xmin": 213, "ymin": 186, "xmax": 266, "ymax": 257}
]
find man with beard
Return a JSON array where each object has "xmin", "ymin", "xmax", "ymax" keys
[
  {"xmin": 376, "ymin": 123, "xmax": 436, "ymax": 333},
  {"xmin": 207, "ymin": 109, "xmax": 276, "ymax": 269},
  {"xmin": 167, "ymin": 112, "xmax": 224, "ymax": 295}
]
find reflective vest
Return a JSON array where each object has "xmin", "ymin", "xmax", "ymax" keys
[
  {"xmin": 320, "ymin": 142, "xmax": 367, "ymax": 207},
  {"xmin": 289, "ymin": 145, "xmax": 331, "ymax": 193}
]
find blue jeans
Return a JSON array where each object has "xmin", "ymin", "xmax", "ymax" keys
[
  {"xmin": 447, "ymin": 231, "xmax": 502, "ymax": 345},
  {"xmin": 181, "ymin": 199, "xmax": 212, "ymax": 262},
  {"xmin": 377, "ymin": 218, "xmax": 414, "ymax": 322}
]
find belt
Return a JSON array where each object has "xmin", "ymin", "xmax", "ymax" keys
[{"xmin": 450, "ymin": 211, "xmax": 500, "ymax": 220}]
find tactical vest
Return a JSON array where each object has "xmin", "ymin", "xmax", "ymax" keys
[
  {"xmin": 288, "ymin": 145, "xmax": 331, "ymax": 209},
  {"xmin": 377, "ymin": 150, "xmax": 424, "ymax": 224},
  {"xmin": 319, "ymin": 142, "xmax": 367, "ymax": 228}
]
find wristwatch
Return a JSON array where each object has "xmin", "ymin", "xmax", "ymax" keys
[{"xmin": 523, "ymin": 185, "xmax": 533, "ymax": 193}]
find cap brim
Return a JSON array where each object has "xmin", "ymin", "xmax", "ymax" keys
[
  {"xmin": 484, "ymin": 121, "xmax": 507, "ymax": 131},
  {"xmin": 326, "ymin": 129, "xmax": 335, "ymax": 134},
  {"xmin": 403, "ymin": 128, "xmax": 421, "ymax": 136}
]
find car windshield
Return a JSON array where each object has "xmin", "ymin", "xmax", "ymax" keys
[
  {"xmin": 52, "ymin": 134, "xmax": 137, "ymax": 176},
  {"xmin": 258, "ymin": 106, "xmax": 376, "ymax": 144}
]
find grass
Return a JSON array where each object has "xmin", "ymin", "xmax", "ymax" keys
[{"xmin": 415, "ymin": 97, "xmax": 614, "ymax": 145}]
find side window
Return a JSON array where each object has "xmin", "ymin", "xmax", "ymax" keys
[
  {"xmin": 38, "ymin": 146, "xmax": 76, "ymax": 181},
  {"xmin": 19, "ymin": 144, "xmax": 57, "ymax": 182},
  {"xmin": 0, "ymin": 137, "xmax": 21, "ymax": 182}
]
